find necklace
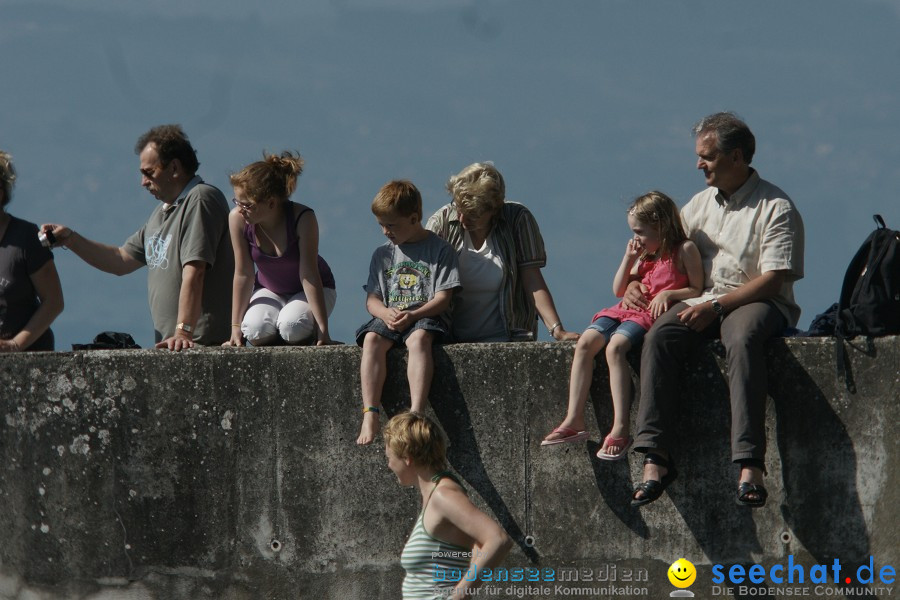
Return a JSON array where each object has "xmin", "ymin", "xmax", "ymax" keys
[
  {"xmin": 254, "ymin": 201, "xmax": 291, "ymax": 256},
  {"xmin": 255, "ymin": 222, "xmax": 283, "ymax": 256}
]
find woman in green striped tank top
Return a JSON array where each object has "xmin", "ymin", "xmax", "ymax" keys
[{"xmin": 384, "ymin": 412, "xmax": 512, "ymax": 599}]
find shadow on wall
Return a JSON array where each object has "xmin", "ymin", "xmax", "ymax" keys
[
  {"xmin": 586, "ymin": 361, "xmax": 651, "ymax": 539},
  {"xmin": 581, "ymin": 339, "xmax": 767, "ymax": 559},
  {"xmin": 667, "ymin": 342, "xmax": 772, "ymax": 600},
  {"xmin": 619, "ymin": 337, "xmax": 870, "ymax": 600},
  {"xmin": 624, "ymin": 341, "xmax": 772, "ymax": 572},
  {"xmin": 379, "ymin": 346, "xmax": 538, "ymax": 562},
  {"xmin": 431, "ymin": 348, "xmax": 540, "ymax": 563},
  {"xmin": 770, "ymin": 345, "xmax": 869, "ymax": 563}
]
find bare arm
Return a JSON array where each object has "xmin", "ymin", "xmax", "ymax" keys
[
  {"xmin": 366, "ymin": 292, "xmax": 394, "ymax": 323},
  {"xmin": 427, "ymin": 485, "xmax": 513, "ymax": 599},
  {"xmin": 0, "ymin": 261, "xmax": 64, "ymax": 352},
  {"xmin": 647, "ymin": 241, "xmax": 704, "ymax": 319},
  {"xmin": 296, "ymin": 209, "xmax": 334, "ymax": 345},
  {"xmin": 718, "ymin": 269, "xmax": 787, "ymax": 310},
  {"xmin": 224, "ymin": 210, "xmax": 254, "ymax": 346},
  {"xmin": 520, "ymin": 267, "xmax": 579, "ymax": 341},
  {"xmin": 621, "ymin": 279, "xmax": 650, "ymax": 310},
  {"xmin": 155, "ymin": 261, "xmax": 205, "ymax": 351},
  {"xmin": 389, "ymin": 288, "xmax": 455, "ymax": 332},
  {"xmin": 612, "ymin": 239, "xmax": 642, "ymax": 297},
  {"xmin": 677, "ymin": 270, "xmax": 788, "ymax": 331},
  {"xmin": 42, "ymin": 224, "xmax": 143, "ymax": 275}
]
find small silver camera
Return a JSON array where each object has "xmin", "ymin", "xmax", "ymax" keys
[{"xmin": 38, "ymin": 229, "xmax": 56, "ymax": 248}]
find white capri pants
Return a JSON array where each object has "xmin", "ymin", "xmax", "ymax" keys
[{"xmin": 241, "ymin": 287, "xmax": 338, "ymax": 345}]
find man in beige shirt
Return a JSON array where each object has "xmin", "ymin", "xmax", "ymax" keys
[{"xmin": 627, "ymin": 112, "xmax": 804, "ymax": 508}]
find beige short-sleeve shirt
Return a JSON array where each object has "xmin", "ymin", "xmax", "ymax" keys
[{"xmin": 680, "ymin": 170, "xmax": 805, "ymax": 327}]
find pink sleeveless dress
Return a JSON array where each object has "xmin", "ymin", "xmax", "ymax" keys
[{"xmin": 593, "ymin": 251, "xmax": 689, "ymax": 331}]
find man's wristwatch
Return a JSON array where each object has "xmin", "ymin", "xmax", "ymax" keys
[
  {"xmin": 710, "ymin": 299, "xmax": 725, "ymax": 316},
  {"xmin": 176, "ymin": 322, "xmax": 194, "ymax": 334}
]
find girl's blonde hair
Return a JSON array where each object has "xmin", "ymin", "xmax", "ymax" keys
[
  {"xmin": 229, "ymin": 151, "xmax": 304, "ymax": 204},
  {"xmin": 628, "ymin": 190, "xmax": 687, "ymax": 259},
  {"xmin": 383, "ymin": 412, "xmax": 448, "ymax": 472}
]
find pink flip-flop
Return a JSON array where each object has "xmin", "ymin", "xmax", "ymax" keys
[
  {"xmin": 541, "ymin": 426, "xmax": 589, "ymax": 446},
  {"xmin": 596, "ymin": 434, "xmax": 633, "ymax": 461}
]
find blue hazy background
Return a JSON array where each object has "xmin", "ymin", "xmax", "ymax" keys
[{"xmin": 2, "ymin": 0, "xmax": 899, "ymax": 349}]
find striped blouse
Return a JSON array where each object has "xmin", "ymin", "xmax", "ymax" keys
[{"xmin": 426, "ymin": 202, "xmax": 547, "ymax": 341}]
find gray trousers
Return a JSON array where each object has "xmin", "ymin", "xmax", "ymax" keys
[{"xmin": 633, "ymin": 301, "xmax": 786, "ymax": 464}]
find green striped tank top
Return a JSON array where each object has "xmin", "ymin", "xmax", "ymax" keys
[{"xmin": 400, "ymin": 474, "xmax": 472, "ymax": 599}]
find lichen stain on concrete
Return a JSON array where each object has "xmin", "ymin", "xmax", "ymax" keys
[
  {"xmin": 97, "ymin": 429, "xmax": 111, "ymax": 447},
  {"xmin": 47, "ymin": 373, "xmax": 74, "ymax": 399},
  {"xmin": 93, "ymin": 396, "xmax": 115, "ymax": 410},
  {"xmin": 220, "ymin": 410, "xmax": 234, "ymax": 431},
  {"xmin": 69, "ymin": 434, "xmax": 91, "ymax": 456},
  {"xmin": 104, "ymin": 378, "xmax": 124, "ymax": 398},
  {"xmin": 121, "ymin": 376, "xmax": 137, "ymax": 391},
  {"xmin": 19, "ymin": 403, "xmax": 50, "ymax": 434}
]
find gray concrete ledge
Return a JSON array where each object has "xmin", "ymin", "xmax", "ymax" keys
[{"xmin": 0, "ymin": 337, "xmax": 897, "ymax": 599}]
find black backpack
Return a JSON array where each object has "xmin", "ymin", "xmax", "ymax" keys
[
  {"xmin": 835, "ymin": 214, "xmax": 900, "ymax": 391},
  {"xmin": 72, "ymin": 331, "xmax": 141, "ymax": 350}
]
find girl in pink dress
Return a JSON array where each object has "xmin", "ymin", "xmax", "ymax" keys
[{"xmin": 542, "ymin": 191, "xmax": 704, "ymax": 459}]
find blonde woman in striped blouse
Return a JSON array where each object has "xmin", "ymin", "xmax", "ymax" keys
[
  {"xmin": 384, "ymin": 412, "xmax": 512, "ymax": 599},
  {"xmin": 427, "ymin": 162, "xmax": 579, "ymax": 343}
]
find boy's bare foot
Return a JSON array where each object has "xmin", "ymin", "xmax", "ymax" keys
[{"xmin": 356, "ymin": 411, "xmax": 381, "ymax": 445}]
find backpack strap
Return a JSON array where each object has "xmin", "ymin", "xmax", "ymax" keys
[
  {"xmin": 834, "ymin": 330, "xmax": 856, "ymax": 393},
  {"xmin": 834, "ymin": 216, "xmax": 885, "ymax": 393}
]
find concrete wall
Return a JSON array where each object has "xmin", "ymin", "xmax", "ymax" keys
[{"xmin": 0, "ymin": 337, "xmax": 897, "ymax": 600}]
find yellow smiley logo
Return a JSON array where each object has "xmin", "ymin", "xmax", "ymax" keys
[{"xmin": 668, "ymin": 558, "xmax": 697, "ymax": 588}]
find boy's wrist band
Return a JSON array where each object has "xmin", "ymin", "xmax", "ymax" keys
[{"xmin": 363, "ymin": 406, "xmax": 380, "ymax": 414}]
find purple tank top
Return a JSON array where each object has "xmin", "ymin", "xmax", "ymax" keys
[{"xmin": 244, "ymin": 202, "xmax": 336, "ymax": 296}]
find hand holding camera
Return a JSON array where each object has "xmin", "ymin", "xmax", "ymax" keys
[{"xmin": 38, "ymin": 227, "xmax": 57, "ymax": 248}]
